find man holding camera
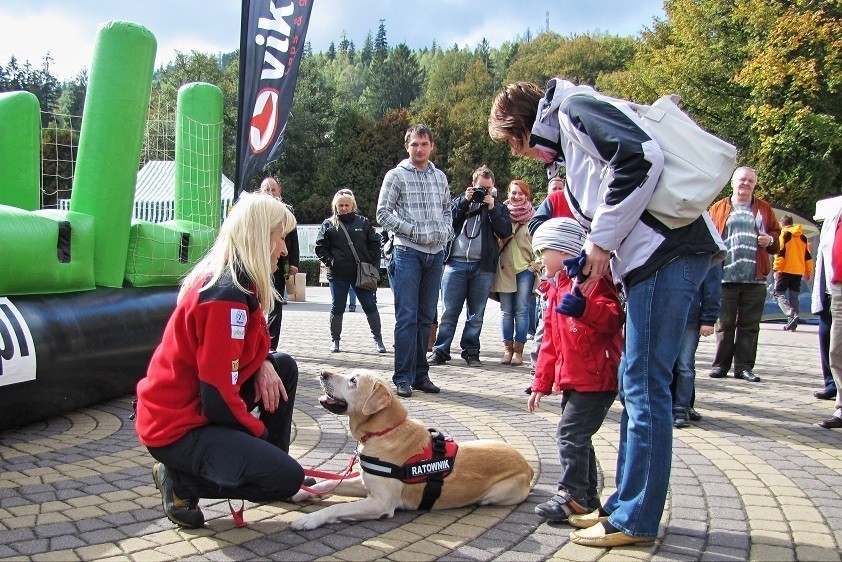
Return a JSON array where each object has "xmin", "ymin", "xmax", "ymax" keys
[{"xmin": 427, "ymin": 165, "xmax": 512, "ymax": 367}]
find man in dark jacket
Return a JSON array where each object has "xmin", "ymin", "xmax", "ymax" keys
[
  {"xmin": 427, "ymin": 165, "xmax": 511, "ymax": 367},
  {"xmin": 259, "ymin": 177, "xmax": 299, "ymax": 351}
]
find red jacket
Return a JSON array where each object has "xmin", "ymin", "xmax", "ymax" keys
[
  {"xmin": 532, "ymin": 271, "xmax": 623, "ymax": 394},
  {"xmin": 135, "ymin": 272, "xmax": 270, "ymax": 447}
]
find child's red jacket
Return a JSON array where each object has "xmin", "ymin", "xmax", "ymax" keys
[{"xmin": 532, "ymin": 271, "xmax": 624, "ymax": 394}]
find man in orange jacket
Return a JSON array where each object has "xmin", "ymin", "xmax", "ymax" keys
[
  {"xmin": 707, "ymin": 167, "xmax": 781, "ymax": 383},
  {"xmin": 773, "ymin": 214, "xmax": 813, "ymax": 331}
]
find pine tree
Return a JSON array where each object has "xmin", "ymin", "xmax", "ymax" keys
[
  {"xmin": 361, "ymin": 32, "xmax": 374, "ymax": 66},
  {"xmin": 348, "ymin": 40, "xmax": 356, "ymax": 65},
  {"xmin": 374, "ymin": 20, "xmax": 388, "ymax": 63}
]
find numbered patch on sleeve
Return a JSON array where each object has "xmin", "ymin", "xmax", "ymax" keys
[
  {"xmin": 231, "ymin": 309, "xmax": 248, "ymax": 326},
  {"xmin": 231, "ymin": 308, "xmax": 247, "ymax": 339}
]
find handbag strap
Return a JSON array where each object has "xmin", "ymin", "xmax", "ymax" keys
[
  {"xmin": 337, "ymin": 221, "xmax": 362, "ymax": 266},
  {"xmin": 499, "ymin": 224, "xmax": 521, "ymax": 255}
]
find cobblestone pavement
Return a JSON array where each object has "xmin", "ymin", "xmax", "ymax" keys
[{"xmin": 1, "ymin": 287, "xmax": 841, "ymax": 561}]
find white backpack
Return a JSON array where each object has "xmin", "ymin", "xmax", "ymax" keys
[{"xmin": 569, "ymin": 94, "xmax": 737, "ymax": 229}]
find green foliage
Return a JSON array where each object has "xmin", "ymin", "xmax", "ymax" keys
[
  {"xmin": 361, "ymin": 44, "xmax": 424, "ymax": 119},
  {"xmin": 298, "ymin": 258, "xmax": 322, "ymax": 286},
  {"xmin": 600, "ymin": 0, "xmax": 842, "ymax": 216},
  {"xmin": 57, "ymin": 69, "xmax": 87, "ymax": 119},
  {"xmin": 1, "ymin": 55, "xmax": 62, "ymax": 124}
]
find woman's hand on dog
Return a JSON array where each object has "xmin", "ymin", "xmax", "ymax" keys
[
  {"xmin": 528, "ymin": 391, "xmax": 545, "ymax": 413},
  {"xmin": 255, "ymin": 360, "xmax": 288, "ymax": 412}
]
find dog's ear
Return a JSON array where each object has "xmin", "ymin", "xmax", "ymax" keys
[{"xmin": 361, "ymin": 380, "xmax": 392, "ymax": 416}]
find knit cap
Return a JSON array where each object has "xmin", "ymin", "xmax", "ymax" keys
[{"xmin": 532, "ymin": 217, "xmax": 586, "ymax": 256}]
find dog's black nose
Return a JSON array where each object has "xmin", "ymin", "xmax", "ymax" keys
[{"xmin": 319, "ymin": 371, "xmax": 331, "ymax": 380}]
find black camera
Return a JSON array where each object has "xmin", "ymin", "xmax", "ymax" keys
[{"xmin": 471, "ymin": 187, "xmax": 487, "ymax": 202}]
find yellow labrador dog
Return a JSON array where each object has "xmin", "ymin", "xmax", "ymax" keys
[{"xmin": 290, "ymin": 370, "xmax": 534, "ymax": 530}]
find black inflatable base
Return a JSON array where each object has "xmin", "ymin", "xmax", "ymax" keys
[{"xmin": 0, "ymin": 286, "xmax": 177, "ymax": 432}]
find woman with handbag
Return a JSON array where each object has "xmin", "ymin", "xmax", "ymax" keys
[
  {"xmin": 491, "ymin": 179, "xmax": 539, "ymax": 366},
  {"xmin": 315, "ymin": 188, "xmax": 386, "ymax": 353}
]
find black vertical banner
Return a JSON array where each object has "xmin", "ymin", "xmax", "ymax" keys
[{"xmin": 235, "ymin": 0, "xmax": 314, "ymax": 195}]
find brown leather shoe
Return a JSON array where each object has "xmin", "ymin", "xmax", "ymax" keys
[
  {"xmin": 818, "ymin": 416, "xmax": 842, "ymax": 429},
  {"xmin": 570, "ymin": 522, "xmax": 653, "ymax": 547}
]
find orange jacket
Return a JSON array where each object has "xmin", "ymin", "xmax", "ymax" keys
[
  {"xmin": 773, "ymin": 223, "xmax": 813, "ymax": 276},
  {"xmin": 708, "ymin": 196, "xmax": 781, "ymax": 280}
]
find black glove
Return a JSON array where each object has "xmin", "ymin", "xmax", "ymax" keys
[
  {"xmin": 563, "ymin": 250, "xmax": 588, "ymax": 283},
  {"xmin": 556, "ymin": 286, "xmax": 586, "ymax": 318}
]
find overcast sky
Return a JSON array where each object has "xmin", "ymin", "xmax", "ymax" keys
[{"xmin": 1, "ymin": 0, "xmax": 665, "ymax": 82}]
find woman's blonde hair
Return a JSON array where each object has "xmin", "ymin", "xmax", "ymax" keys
[
  {"xmin": 330, "ymin": 188, "xmax": 358, "ymax": 228},
  {"xmin": 179, "ymin": 192, "xmax": 297, "ymax": 313}
]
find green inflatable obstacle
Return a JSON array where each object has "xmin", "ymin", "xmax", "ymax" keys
[
  {"xmin": 70, "ymin": 21, "xmax": 157, "ymax": 288},
  {"xmin": 175, "ymin": 82, "xmax": 224, "ymax": 230},
  {"xmin": 0, "ymin": 91, "xmax": 40, "ymax": 211},
  {"xmin": 0, "ymin": 206, "xmax": 95, "ymax": 294},
  {"xmin": 124, "ymin": 82, "xmax": 223, "ymax": 287},
  {"xmin": 0, "ymin": 91, "xmax": 96, "ymax": 295}
]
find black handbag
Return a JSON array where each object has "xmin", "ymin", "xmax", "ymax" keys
[{"xmin": 338, "ymin": 222, "xmax": 379, "ymax": 291}]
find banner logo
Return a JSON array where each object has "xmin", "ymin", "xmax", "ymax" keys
[
  {"xmin": 0, "ymin": 298, "xmax": 37, "ymax": 387},
  {"xmin": 249, "ymin": 88, "xmax": 280, "ymax": 153}
]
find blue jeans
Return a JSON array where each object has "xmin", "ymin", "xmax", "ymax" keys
[
  {"xmin": 387, "ymin": 246, "xmax": 443, "ymax": 386},
  {"xmin": 604, "ymin": 253, "xmax": 711, "ymax": 538},
  {"xmin": 499, "ymin": 269, "xmax": 535, "ymax": 343},
  {"xmin": 819, "ymin": 293, "xmax": 836, "ymax": 391},
  {"xmin": 673, "ymin": 326, "xmax": 700, "ymax": 415},
  {"xmin": 328, "ymin": 278, "xmax": 377, "ymax": 316},
  {"xmin": 557, "ymin": 390, "xmax": 617, "ymax": 509},
  {"xmin": 348, "ymin": 286, "xmax": 357, "ymax": 308},
  {"xmin": 433, "ymin": 260, "xmax": 494, "ymax": 360}
]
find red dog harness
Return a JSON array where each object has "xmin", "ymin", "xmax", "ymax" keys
[{"xmin": 358, "ymin": 428, "xmax": 458, "ymax": 510}]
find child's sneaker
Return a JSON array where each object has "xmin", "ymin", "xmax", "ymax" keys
[{"xmin": 534, "ymin": 490, "xmax": 589, "ymax": 522}]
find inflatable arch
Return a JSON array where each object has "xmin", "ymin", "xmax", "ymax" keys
[{"xmin": 0, "ymin": 21, "xmax": 226, "ymax": 430}]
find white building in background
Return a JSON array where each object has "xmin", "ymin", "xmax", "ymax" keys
[
  {"xmin": 58, "ymin": 160, "xmax": 235, "ymax": 223},
  {"xmin": 131, "ymin": 160, "xmax": 235, "ymax": 223}
]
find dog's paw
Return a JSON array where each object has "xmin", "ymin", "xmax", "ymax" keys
[
  {"xmin": 289, "ymin": 489, "xmax": 312, "ymax": 503},
  {"xmin": 291, "ymin": 512, "xmax": 326, "ymax": 531},
  {"xmin": 289, "ymin": 489, "xmax": 325, "ymax": 504}
]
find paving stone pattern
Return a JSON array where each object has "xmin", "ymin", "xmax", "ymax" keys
[{"xmin": 1, "ymin": 287, "xmax": 841, "ymax": 561}]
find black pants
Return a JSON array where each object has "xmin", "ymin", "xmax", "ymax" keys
[
  {"xmin": 268, "ymin": 297, "xmax": 283, "ymax": 351},
  {"xmin": 712, "ymin": 283, "xmax": 767, "ymax": 373},
  {"xmin": 147, "ymin": 353, "xmax": 303, "ymax": 502}
]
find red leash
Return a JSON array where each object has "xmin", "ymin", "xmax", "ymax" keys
[
  {"xmin": 300, "ymin": 452, "xmax": 360, "ymax": 495},
  {"xmin": 227, "ymin": 453, "xmax": 360, "ymax": 527}
]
